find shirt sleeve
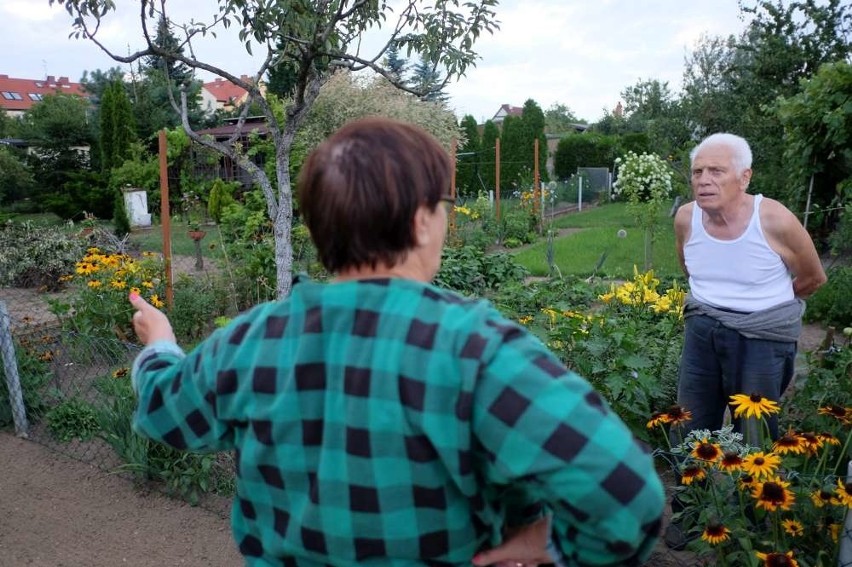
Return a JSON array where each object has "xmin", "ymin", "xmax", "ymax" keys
[
  {"xmin": 471, "ymin": 316, "xmax": 664, "ymax": 566},
  {"xmin": 131, "ymin": 330, "xmax": 235, "ymax": 453}
]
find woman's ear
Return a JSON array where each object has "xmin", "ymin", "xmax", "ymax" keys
[{"xmin": 412, "ymin": 205, "xmax": 433, "ymax": 247}]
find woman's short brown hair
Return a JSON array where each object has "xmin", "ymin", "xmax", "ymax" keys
[{"xmin": 298, "ymin": 116, "xmax": 452, "ymax": 273}]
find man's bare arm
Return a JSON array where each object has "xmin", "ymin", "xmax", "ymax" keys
[
  {"xmin": 762, "ymin": 199, "xmax": 827, "ymax": 299},
  {"xmin": 674, "ymin": 203, "xmax": 693, "ymax": 278}
]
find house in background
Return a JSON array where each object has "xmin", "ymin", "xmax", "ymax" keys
[
  {"xmin": 201, "ymin": 76, "xmax": 264, "ymax": 114},
  {"xmin": 0, "ymin": 74, "xmax": 89, "ymax": 118},
  {"xmin": 490, "ymin": 103, "xmax": 523, "ymax": 125}
]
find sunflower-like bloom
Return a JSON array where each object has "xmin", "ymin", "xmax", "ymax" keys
[
  {"xmin": 817, "ymin": 432, "xmax": 841, "ymax": 446},
  {"xmin": 701, "ymin": 523, "xmax": 730, "ymax": 545},
  {"xmin": 742, "ymin": 451, "xmax": 781, "ymax": 479},
  {"xmin": 730, "ymin": 393, "xmax": 780, "ymax": 419},
  {"xmin": 810, "ymin": 488, "xmax": 839, "ymax": 508},
  {"xmin": 752, "ymin": 478, "xmax": 795, "ymax": 512},
  {"xmin": 739, "ymin": 474, "xmax": 757, "ymax": 491},
  {"xmin": 112, "ymin": 367, "xmax": 129, "ymax": 379},
  {"xmin": 664, "ymin": 405, "xmax": 693, "ymax": 426},
  {"xmin": 835, "ymin": 479, "xmax": 852, "ymax": 507},
  {"xmin": 646, "ymin": 411, "xmax": 670, "ymax": 429},
  {"xmin": 755, "ymin": 550, "xmax": 799, "ymax": 567},
  {"xmin": 718, "ymin": 451, "xmax": 744, "ymax": 472},
  {"xmin": 87, "ymin": 280, "xmax": 102, "ymax": 288},
  {"xmin": 691, "ymin": 439, "xmax": 722, "ymax": 463},
  {"xmin": 781, "ymin": 519, "xmax": 804, "ymax": 537},
  {"xmin": 681, "ymin": 463, "xmax": 706, "ymax": 485},
  {"xmin": 817, "ymin": 404, "xmax": 852, "ymax": 424},
  {"xmin": 150, "ymin": 294, "xmax": 165, "ymax": 309},
  {"xmin": 798, "ymin": 432, "xmax": 824, "ymax": 456},
  {"xmin": 773, "ymin": 430, "xmax": 805, "ymax": 455}
]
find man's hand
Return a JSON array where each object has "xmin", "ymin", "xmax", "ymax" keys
[
  {"xmin": 472, "ymin": 516, "xmax": 553, "ymax": 567},
  {"xmin": 129, "ymin": 292, "xmax": 177, "ymax": 346}
]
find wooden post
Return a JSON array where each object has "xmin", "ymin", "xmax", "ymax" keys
[
  {"xmin": 159, "ymin": 130, "xmax": 174, "ymax": 310},
  {"xmin": 534, "ymin": 138, "xmax": 541, "ymax": 232},
  {"xmin": 495, "ymin": 138, "xmax": 501, "ymax": 222},
  {"xmin": 449, "ymin": 139, "xmax": 457, "ymax": 239}
]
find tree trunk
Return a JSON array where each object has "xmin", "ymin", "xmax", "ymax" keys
[{"xmin": 273, "ymin": 196, "xmax": 294, "ymax": 299}]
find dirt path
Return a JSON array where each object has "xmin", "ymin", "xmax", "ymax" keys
[{"xmin": 0, "ymin": 433, "xmax": 242, "ymax": 566}]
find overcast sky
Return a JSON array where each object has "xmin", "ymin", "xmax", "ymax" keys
[{"xmin": 1, "ymin": 1, "xmax": 749, "ymax": 123}]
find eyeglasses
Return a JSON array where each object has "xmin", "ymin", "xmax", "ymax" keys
[{"xmin": 439, "ymin": 195, "xmax": 456, "ymax": 213}]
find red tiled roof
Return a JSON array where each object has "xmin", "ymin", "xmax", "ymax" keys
[
  {"xmin": 202, "ymin": 77, "xmax": 250, "ymax": 104},
  {"xmin": 492, "ymin": 103, "xmax": 523, "ymax": 121},
  {"xmin": 0, "ymin": 74, "xmax": 88, "ymax": 113}
]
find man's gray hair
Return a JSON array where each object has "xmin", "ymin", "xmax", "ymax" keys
[{"xmin": 690, "ymin": 133, "xmax": 753, "ymax": 175}]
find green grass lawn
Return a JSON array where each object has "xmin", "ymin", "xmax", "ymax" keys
[
  {"xmin": 514, "ymin": 202, "xmax": 682, "ymax": 279},
  {"xmin": 128, "ymin": 223, "xmax": 225, "ymax": 258}
]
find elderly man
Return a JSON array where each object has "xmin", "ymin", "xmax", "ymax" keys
[{"xmin": 665, "ymin": 132, "xmax": 826, "ymax": 547}]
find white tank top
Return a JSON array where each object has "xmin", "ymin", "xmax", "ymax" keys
[{"xmin": 684, "ymin": 194, "xmax": 793, "ymax": 312}]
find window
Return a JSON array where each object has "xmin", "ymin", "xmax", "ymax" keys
[
  {"xmin": 28, "ymin": 93, "xmax": 42, "ymax": 101},
  {"xmin": 2, "ymin": 92, "xmax": 14, "ymax": 100}
]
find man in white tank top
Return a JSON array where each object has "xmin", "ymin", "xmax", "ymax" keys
[{"xmin": 664, "ymin": 133, "xmax": 826, "ymax": 550}]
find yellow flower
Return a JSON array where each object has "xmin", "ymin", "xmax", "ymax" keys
[
  {"xmin": 818, "ymin": 404, "xmax": 851, "ymax": 424},
  {"xmin": 517, "ymin": 315, "xmax": 533, "ymax": 325},
  {"xmin": 810, "ymin": 488, "xmax": 838, "ymax": 508},
  {"xmin": 773, "ymin": 429, "xmax": 805, "ymax": 455},
  {"xmin": 798, "ymin": 431, "xmax": 824, "ymax": 456},
  {"xmin": 781, "ymin": 519, "xmax": 803, "ymax": 537},
  {"xmin": 109, "ymin": 280, "xmax": 127, "ymax": 290},
  {"xmin": 87, "ymin": 280, "xmax": 102, "ymax": 288},
  {"xmin": 690, "ymin": 439, "xmax": 722, "ymax": 463},
  {"xmin": 646, "ymin": 411, "xmax": 670, "ymax": 429},
  {"xmin": 755, "ymin": 550, "xmax": 798, "ymax": 567},
  {"xmin": 829, "ymin": 522, "xmax": 840, "ymax": 543},
  {"xmin": 681, "ymin": 464, "xmax": 706, "ymax": 485},
  {"xmin": 835, "ymin": 479, "xmax": 852, "ymax": 507},
  {"xmin": 817, "ymin": 432, "xmax": 840, "ymax": 446},
  {"xmin": 718, "ymin": 451, "xmax": 744, "ymax": 472},
  {"xmin": 741, "ymin": 451, "xmax": 781, "ymax": 479},
  {"xmin": 664, "ymin": 405, "xmax": 692, "ymax": 427},
  {"xmin": 751, "ymin": 477, "xmax": 795, "ymax": 512},
  {"xmin": 701, "ymin": 523, "xmax": 730, "ymax": 545},
  {"xmin": 150, "ymin": 294, "xmax": 165, "ymax": 309},
  {"xmin": 142, "ymin": 280, "xmax": 154, "ymax": 289},
  {"xmin": 112, "ymin": 367, "xmax": 129, "ymax": 379},
  {"xmin": 129, "ymin": 287, "xmax": 141, "ymax": 296},
  {"xmin": 729, "ymin": 393, "xmax": 780, "ymax": 419}
]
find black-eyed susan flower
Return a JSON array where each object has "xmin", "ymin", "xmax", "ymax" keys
[
  {"xmin": 810, "ymin": 488, "xmax": 838, "ymax": 508},
  {"xmin": 817, "ymin": 432, "xmax": 841, "ymax": 446},
  {"xmin": 719, "ymin": 451, "xmax": 744, "ymax": 472},
  {"xmin": 112, "ymin": 367, "xmax": 129, "ymax": 379},
  {"xmin": 835, "ymin": 479, "xmax": 852, "ymax": 507},
  {"xmin": 739, "ymin": 473, "xmax": 757, "ymax": 491},
  {"xmin": 701, "ymin": 523, "xmax": 730, "ymax": 545},
  {"xmin": 681, "ymin": 463, "xmax": 706, "ymax": 485},
  {"xmin": 742, "ymin": 451, "xmax": 781, "ymax": 479},
  {"xmin": 150, "ymin": 294, "xmax": 165, "ymax": 309},
  {"xmin": 664, "ymin": 405, "xmax": 693, "ymax": 426},
  {"xmin": 818, "ymin": 404, "xmax": 851, "ymax": 424},
  {"xmin": 646, "ymin": 411, "xmax": 670, "ymax": 429},
  {"xmin": 798, "ymin": 432, "xmax": 824, "ymax": 455},
  {"xmin": 755, "ymin": 550, "xmax": 799, "ymax": 567},
  {"xmin": 781, "ymin": 519, "xmax": 804, "ymax": 537},
  {"xmin": 773, "ymin": 430, "xmax": 805, "ymax": 455},
  {"xmin": 691, "ymin": 439, "xmax": 722, "ymax": 463},
  {"xmin": 729, "ymin": 393, "xmax": 780, "ymax": 420},
  {"xmin": 752, "ymin": 478, "xmax": 795, "ymax": 512}
]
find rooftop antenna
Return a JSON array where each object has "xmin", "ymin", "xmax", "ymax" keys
[{"xmin": 42, "ymin": 60, "xmax": 48, "ymax": 79}]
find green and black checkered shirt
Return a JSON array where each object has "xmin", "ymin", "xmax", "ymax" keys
[{"xmin": 132, "ymin": 278, "xmax": 663, "ymax": 566}]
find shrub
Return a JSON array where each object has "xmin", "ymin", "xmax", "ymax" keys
[
  {"xmin": 169, "ymin": 274, "xmax": 231, "ymax": 343},
  {"xmin": 805, "ymin": 266, "xmax": 852, "ymax": 327},
  {"xmin": 0, "ymin": 336, "xmax": 52, "ymax": 428},
  {"xmin": 435, "ymin": 246, "xmax": 528, "ymax": 296},
  {"xmin": 45, "ymin": 397, "xmax": 100, "ymax": 442},
  {"xmin": 0, "ymin": 221, "xmax": 84, "ymax": 290}
]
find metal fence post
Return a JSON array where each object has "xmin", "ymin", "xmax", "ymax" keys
[{"xmin": 0, "ymin": 301, "xmax": 29, "ymax": 437}]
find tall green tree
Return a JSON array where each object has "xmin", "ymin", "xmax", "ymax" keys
[
  {"xmin": 553, "ymin": 133, "xmax": 617, "ymax": 180},
  {"xmin": 544, "ymin": 102, "xmax": 583, "ymax": 134},
  {"xmin": 455, "ymin": 115, "xmax": 481, "ymax": 198},
  {"xmin": 410, "ymin": 57, "xmax": 449, "ymax": 103},
  {"xmin": 99, "ymin": 80, "xmax": 136, "ymax": 170},
  {"xmin": 520, "ymin": 99, "xmax": 547, "ymax": 183},
  {"xmin": 51, "ymin": 0, "xmax": 499, "ymax": 297},
  {"xmin": 385, "ymin": 42, "xmax": 408, "ymax": 84},
  {"xmin": 499, "ymin": 115, "xmax": 525, "ymax": 190},
  {"xmin": 480, "ymin": 120, "xmax": 500, "ymax": 193},
  {"xmin": 776, "ymin": 61, "xmax": 852, "ymax": 240}
]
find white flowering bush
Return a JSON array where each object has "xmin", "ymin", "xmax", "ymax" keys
[{"xmin": 613, "ymin": 152, "xmax": 674, "ymax": 269}]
